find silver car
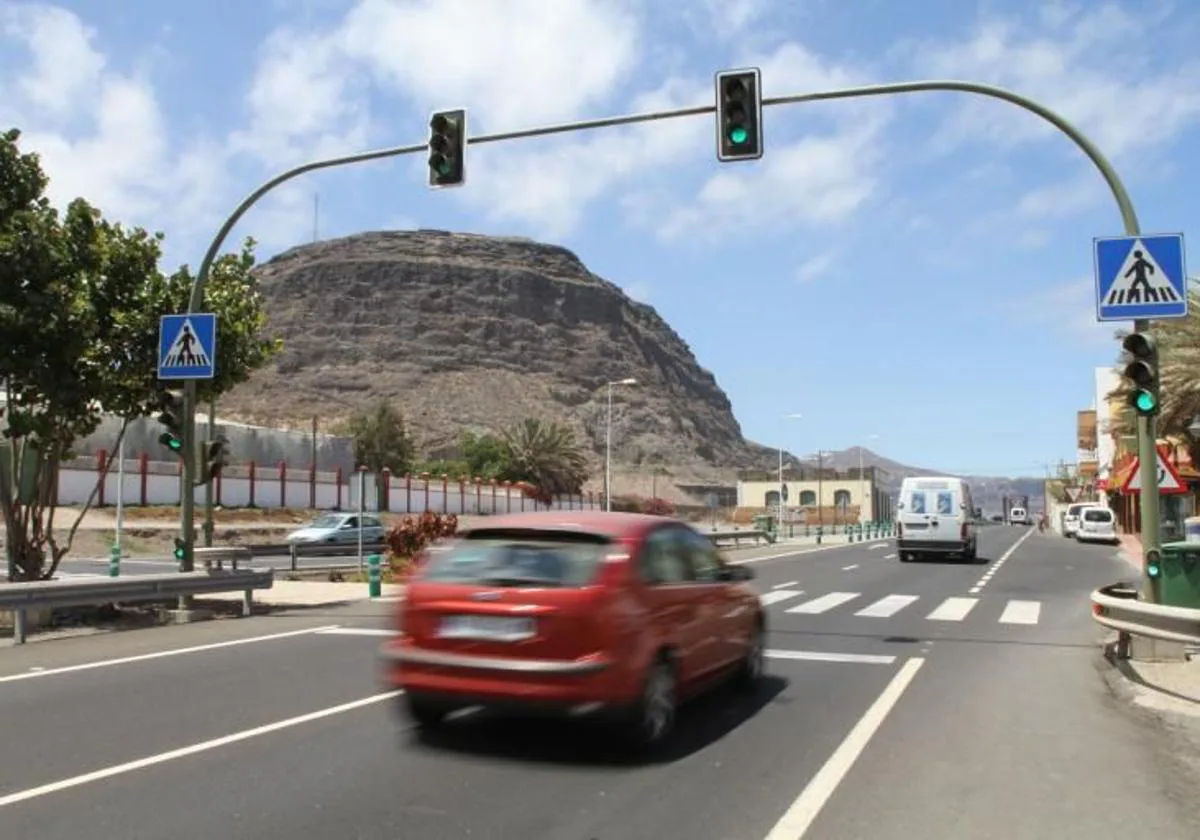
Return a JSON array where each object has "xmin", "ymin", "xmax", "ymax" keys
[{"xmin": 286, "ymin": 513, "xmax": 386, "ymax": 544}]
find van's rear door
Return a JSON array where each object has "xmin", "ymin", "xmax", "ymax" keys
[{"xmin": 900, "ymin": 480, "xmax": 960, "ymax": 545}]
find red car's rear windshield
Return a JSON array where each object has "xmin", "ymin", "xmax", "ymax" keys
[{"xmin": 421, "ymin": 528, "xmax": 613, "ymax": 587}]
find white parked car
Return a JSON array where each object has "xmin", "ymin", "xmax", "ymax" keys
[
  {"xmin": 1062, "ymin": 503, "xmax": 1097, "ymax": 539},
  {"xmin": 1075, "ymin": 506, "xmax": 1118, "ymax": 545}
]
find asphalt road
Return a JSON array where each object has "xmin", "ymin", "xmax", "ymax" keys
[{"xmin": 2, "ymin": 525, "xmax": 1198, "ymax": 839}]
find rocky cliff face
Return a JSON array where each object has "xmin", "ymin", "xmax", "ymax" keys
[{"xmin": 220, "ymin": 230, "xmax": 777, "ymax": 483}]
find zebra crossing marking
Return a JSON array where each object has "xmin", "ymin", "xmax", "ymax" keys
[
  {"xmin": 760, "ymin": 589, "xmax": 805, "ymax": 606},
  {"xmin": 855, "ymin": 594, "xmax": 919, "ymax": 618},
  {"xmin": 998, "ymin": 600, "xmax": 1041, "ymax": 625},
  {"xmin": 926, "ymin": 597, "xmax": 978, "ymax": 622},
  {"xmin": 786, "ymin": 592, "xmax": 860, "ymax": 615}
]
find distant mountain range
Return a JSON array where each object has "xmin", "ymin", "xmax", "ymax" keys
[{"xmin": 814, "ymin": 447, "xmax": 1045, "ymax": 515}]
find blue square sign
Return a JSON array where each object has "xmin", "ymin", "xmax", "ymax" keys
[
  {"xmin": 157, "ymin": 313, "xmax": 217, "ymax": 380},
  {"xmin": 1094, "ymin": 233, "xmax": 1188, "ymax": 322}
]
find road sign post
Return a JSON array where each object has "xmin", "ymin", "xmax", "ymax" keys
[{"xmin": 158, "ymin": 313, "xmax": 218, "ymax": 600}]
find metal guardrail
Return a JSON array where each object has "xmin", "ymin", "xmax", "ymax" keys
[
  {"xmin": 0, "ymin": 568, "xmax": 275, "ymax": 645},
  {"xmin": 708, "ymin": 529, "xmax": 771, "ymax": 546},
  {"xmin": 1090, "ymin": 581, "xmax": 1200, "ymax": 647}
]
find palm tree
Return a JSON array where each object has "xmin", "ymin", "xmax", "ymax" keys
[
  {"xmin": 500, "ymin": 418, "xmax": 589, "ymax": 495},
  {"xmin": 1107, "ymin": 288, "xmax": 1200, "ymax": 443}
]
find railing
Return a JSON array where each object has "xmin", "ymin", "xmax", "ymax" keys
[
  {"xmin": 0, "ymin": 568, "xmax": 275, "ymax": 645},
  {"xmin": 1090, "ymin": 581, "xmax": 1200, "ymax": 650}
]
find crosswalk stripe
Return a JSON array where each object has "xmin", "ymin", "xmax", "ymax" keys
[
  {"xmin": 855, "ymin": 594, "xmax": 919, "ymax": 618},
  {"xmin": 786, "ymin": 592, "xmax": 860, "ymax": 615},
  {"xmin": 926, "ymin": 596, "xmax": 978, "ymax": 621},
  {"xmin": 760, "ymin": 589, "xmax": 805, "ymax": 606},
  {"xmin": 998, "ymin": 600, "xmax": 1041, "ymax": 625}
]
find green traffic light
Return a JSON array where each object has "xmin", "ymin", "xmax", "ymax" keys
[
  {"xmin": 728, "ymin": 126, "xmax": 749, "ymax": 144},
  {"xmin": 436, "ymin": 160, "xmax": 452, "ymax": 176},
  {"xmin": 1147, "ymin": 561, "xmax": 1161, "ymax": 578},
  {"xmin": 1134, "ymin": 389, "xmax": 1157, "ymax": 413}
]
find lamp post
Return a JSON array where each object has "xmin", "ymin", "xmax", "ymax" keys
[
  {"xmin": 779, "ymin": 413, "xmax": 803, "ymax": 527},
  {"xmin": 605, "ymin": 378, "xmax": 637, "ymax": 512},
  {"xmin": 860, "ymin": 434, "xmax": 880, "ymax": 522}
]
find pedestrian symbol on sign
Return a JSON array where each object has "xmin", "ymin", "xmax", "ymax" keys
[{"xmin": 162, "ymin": 319, "xmax": 210, "ymax": 369}]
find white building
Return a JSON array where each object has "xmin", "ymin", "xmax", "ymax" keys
[{"xmin": 1094, "ymin": 366, "xmax": 1121, "ymax": 486}]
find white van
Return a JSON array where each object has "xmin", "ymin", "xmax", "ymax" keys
[
  {"xmin": 896, "ymin": 476, "xmax": 979, "ymax": 562},
  {"xmin": 1009, "ymin": 507, "xmax": 1028, "ymax": 525}
]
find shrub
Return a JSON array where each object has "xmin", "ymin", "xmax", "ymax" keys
[
  {"xmin": 384, "ymin": 511, "xmax": 459, "ymax": 574},
  {"xmin": 518, "ymin": 482, "xmax": 554, "ymax": 507},
  {"xmin": 609, "ymin": 495, "xmax": 676, "ymax": 516}
]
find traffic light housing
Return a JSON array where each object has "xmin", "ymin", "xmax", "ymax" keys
[
  {"xmin": 173, "ymin": 537, "xmax": 185, "ymax": 563},
  {"xmin": 203, "ymin": 435, "xmax": 230, "ymax": 484},
  {"xmin": 715, "ymin": 68, "xmax": 763, "ymax": 162},
  {"xmin": 1146, "ymin": 548, "xmax": 1162, "ymax": 579},
  {"xmin": 156, "ymin": 390, "xmax": 185, "ymax": 455},
  {"xmin": 1122, "ymin": 332, "xmax": 1160, "ymax": 417},
  {"xmin": 427, "ymin": 108, "xmax": 467, "ymax": 188}
]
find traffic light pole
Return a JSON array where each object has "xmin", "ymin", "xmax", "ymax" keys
[{"xmin": 181, "ymin": 77, "xmax": 1150, "ymax": 588}]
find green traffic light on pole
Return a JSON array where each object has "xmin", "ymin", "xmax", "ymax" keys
[
  {"xmin": 1146, "ymin": 548, "xmax": 1162, "ymax": 579},
  {"xmin": 173, "ymin": 537, "xmax": 185, "ymax": 562},
  {"xmin": 715, "ymin": 67, "xmax": 763, "ymax": 162},
  {"xmin": 159, "ymin": 432, "xmax": 183, "ymax": 453},
  {"xmin": 1122, "ymin": 332, "xmax": 1160, "ymax": 418},
  {"xmin": 427, "ymin": 108, "xmax": 467, "ymax": 189},
  {"xmin": 1134, "ymin": 389, "xmax": 1157, "ymax": 413}
]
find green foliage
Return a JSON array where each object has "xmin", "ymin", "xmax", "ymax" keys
[
  {"xmin": 347, "ymin": 399, "xmax": 415, "ymax": 476},
  {"xmin": 498, "ymin": 418, "xmax": 589, "ymax": 495},
  {"xmin": 412, "ymin": 459, "xmax": 471, "ymax": 479},
  {"xmin": 459, "ymin": 430, "xmax": 509, "ymax": 478},
  {"xmin": 610, "ymin": 495, "xmax": 677, "ymax": 516},
  {"xmin": 0, "ymin": 128, "xmax": 278, "ymax": 580}
]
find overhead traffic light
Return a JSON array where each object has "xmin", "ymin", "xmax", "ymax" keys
[
  {"xmin": 427, "ymin": 108, "xmax": 467, "ymax": 189},
  {"xmin": 1122, "ymin": 332, "xmax": 1160, "ymax": 417},
  {"xmin": 715, "ymin": 68, "xmax": 763, "ymax": 162},
  {"xmin": 203, "ymin": 435, "xmax": 230, "ymax": 484},
  {"xmin": 156, "ymin": 390, "xmax": 185, "ymax": 455}
]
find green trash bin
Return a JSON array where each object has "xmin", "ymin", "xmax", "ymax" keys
[
  {"xmin": 1156, "ymin": 542, "xmax": 1200, "ymax": 609},
  {"xmin": 752, "ymin": 514, "xmax": 776, "ymax": 542}
]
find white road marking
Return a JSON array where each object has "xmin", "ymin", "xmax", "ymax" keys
[
  {"xmin": 998, "ymin": 600, "xmax": 1042, "ymax": 625},
  {"xmin": 868, "ymin": 544, "xmax": 887, "ymax": 551},
  {"xmin": 926, "ymin": 597, "xmax": 978, "ymax": 622},
  {"xmin": 727, "ymin": 540, "xmax": 891, "ymax": 566},
  {"xmin": 969, "ymin": 527, "xmax": 1035, "ymax": 593},
  {"xmin": 883, "ymin": 553, "xmax": 897, "ymax": 559},
  {"xmin": 760, "ymin": 589, "xmax": 805, "ymax": 606},
  {"xmin": 786, "ymin": 592, "xmax": 860, "ymax": 615},
  {"xmin": 313, "ymin": 626, "xmax": 397, "ymax": 637},
  {"xmin": 855, "ymin": 594, "xmax": 919, "ymax": 618},
  {"xmin": 0, "ymin": 625, "xmax": 341, "ymax": 685},
  {"xmin": 841, "ymin": 564, "xmax": 859, "ymax": 571},
  {"xmin": 766, "ymin": 649, "xmax": 895, "ymax": 665},
  {"xmin": 773, "ymin": 580, "xmax": 800, "ymax": 589},
  {"xmin": 968, "ymin": 586, "xmax": 982, "ymax": 594},
  {"xmin": 0, "ymin": 690, "xmax": 403, "ymax": 808},
  {"xmin": 763, "ymin": 657, "xmax": 925, "ymax": 840}
]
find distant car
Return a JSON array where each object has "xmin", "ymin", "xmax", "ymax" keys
[
  {"xmin": 378, "ymin": 511, "xmax": 766, "ymax": 750},
  {"xmin": 1075, "ymin": 506, "xmax": 1119, "ymax": 545},
  {"xmin": 285, "ymin": 513, "xmax": 386, "ymax": 544}
]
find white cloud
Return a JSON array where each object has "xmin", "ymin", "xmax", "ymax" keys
[
  {"xmin": 905, "ymin": 4, "xmax": 1200, "ymax": 161},
  {"xmin": 1007, "ymin": 276, "xmax": 1118, "ymax": 347},
  {"xmin": 795, "ymin": 252, "xmax": 835, "ymax": 283},
  {"xmin": 0, "ymin": 4, "xmax": 104, "ymax": 118}
]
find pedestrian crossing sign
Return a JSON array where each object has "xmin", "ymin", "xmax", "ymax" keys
[
  {"xmin": 1094, "ymin": 233, "xmax": 1188, "ymax": 322},
  {"xmin": 157, "ymin": 312, "xmax": 217, "ymax": 380}
]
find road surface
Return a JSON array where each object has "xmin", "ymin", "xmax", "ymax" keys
[{"xmin": 2, "ymin": 526, "xmax": 1197, "ymax": 839}]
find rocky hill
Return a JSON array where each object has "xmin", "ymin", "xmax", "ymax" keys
[{"xmin": 219, "ymin": 230, "xmax": 784, "ymax": 485}]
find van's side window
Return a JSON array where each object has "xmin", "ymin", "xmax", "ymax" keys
[
  {"xmin": 910, "ymin": 493, "xmax": 926, "ymax": 514},
  {"xmin": 936, "ymin": 492, "xmax": 953, "ymax": 515}
]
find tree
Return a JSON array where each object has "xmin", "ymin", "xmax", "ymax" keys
[
  {"xmin": 0, "ymin": 128, "xmax": 280, "ymax": 581},
  {"xmin": 347, "ymin": 399, "xmax": 415, "ymax": 478},
  {"xmin": 460, "ymin": 430, "xmax": 510, "ymax": 478},
  {"xmin": 499, "ymin": 418, "xmax": 589, "ymax": 495}
]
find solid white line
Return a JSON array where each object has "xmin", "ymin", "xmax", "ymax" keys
[
  {"xmin": 998, "ymin": 600, "xmax": 1042, "ymax": 625},
  {"xmin": 0, "ymin": 625, "xmax": 342, "ymax": 685},
  {"xmin": 786, "ymin": 592, "xmax": 860, "ymax": 615},
  {"xmin": 868, "ymin": 544, "xmax": 887, "ymax": 551},
  {"xmin": 773, "ymin": 580, "xmax": 800, "ymax": 589},
  {"xmin": 926, "ymin": 597, "xmax": 978, "ymax": 622},
  {"xmin": 841, "ymin": 564, "xmax": 859, "ymax": 571},
  {"xmin": 0, "ymin": 690, "xmax": 403, "ymax": 808},
  {"xmin": 760, "ymin": 590, "xmax": 805, "ymax": 606},
  {"xmin": 855, "ymin": 594, "xmax": 919, "ymax": 618},
  {"xmin": 766, "ymin": 649, "xmax": 895, "ymax": 665},
  {"xmin": 999, "ymin": 527, "xmax": 1035, "ymax": 562},
  {"xmin": 313, "ymin": 627, "xmax": 397, "ymax": 637},
  {"xmin": 763, "ymin": 657, "xmax": 925, "ymax": 840}
]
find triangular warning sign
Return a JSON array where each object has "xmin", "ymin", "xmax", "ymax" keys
[
  {"xmin": 1121, "ymin": 447, "xmax": 1187, "ymax": 494},
  {"xmin": 1065, "ymin": 487, "xmax": 1082, "ymax": 502},
  {"xmin": 160, "ymin": 318, "xmax": 211, "ymax": 369},
  {"xmin": 1103, "ymin": 239, "xmax": 1182, "ymax": 307}
]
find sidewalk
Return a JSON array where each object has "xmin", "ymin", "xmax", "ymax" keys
[{"xmin": 206, "ymin": 580, "xmax": 406, "ymax": 608}]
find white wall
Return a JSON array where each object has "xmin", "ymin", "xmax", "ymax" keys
[
  {"xmin": 1095, "ymin": 366, "xmax": 1120, "ymax": 478},
  {"xmin": 58, "ymin": 454, "xmax": 600, "ymax": 514}
]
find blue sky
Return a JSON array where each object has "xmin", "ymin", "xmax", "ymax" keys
[{"xmin": 2, "ymin": 0, "xmax": 1199, "ymax": 478}]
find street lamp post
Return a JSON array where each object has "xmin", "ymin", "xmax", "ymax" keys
[
  {"xmin": 861, "ymin": 434, "xmax": 880, "ymax": 522},
  {"xmin": 779, "ymin": 413, "xmax": 803, "ymax": 528},
  {"xmin": 605, "ymin": 378, "xmax": 637, "ymax": 512}
]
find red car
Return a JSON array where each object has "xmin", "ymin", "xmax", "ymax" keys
[{"xmin": 379, "ymin": 510, "xmax": 766, "ymax": 748}]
